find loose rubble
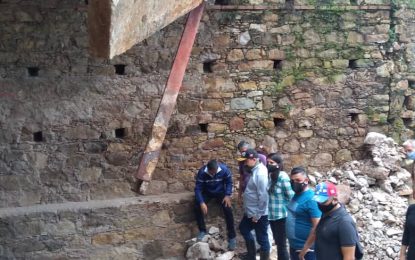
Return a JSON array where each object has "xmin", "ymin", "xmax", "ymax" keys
[
  {"xmin": 312, "ymin": 132, "xmax": 411, "ymax": 260},
  {"xmin": 186, "ymin": 227, "xmax": 235, "ymax": 260},
  {"xmin": 185, "ymin": 132, "xmax": 412, "ymax": 260}
]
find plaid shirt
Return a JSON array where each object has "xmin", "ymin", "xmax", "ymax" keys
[{"xmin": 268, "ymin": 171, "xmax": 294, "ymax": 221}]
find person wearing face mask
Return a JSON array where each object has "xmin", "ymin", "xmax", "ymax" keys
[
  {"xmin": 238, "ymin": 149, "xmax": 270, "ymax": 260},
  {"xmin": 403, "ymin": 140, "xmax": 415, "ymax": 200},
  {"xmin": 312, "ymin": 181, "xmax": 362, "ymax": 260},
  {"xmin": 237, "ymin": 140, "xmax": 267, "ymax": 204},
  {"xmin": 267, "ymin": 153, "xmax": 294, "ymax": 260},
  {"xmin": 194, "ymin": 159, "xmax": 236, "ymax": 250},
  {"xmin": 286, "ymin": 167, "xmax": 321, "ymax": 260},
  {"xmin": 400, "ymin": 204, "xmax": 415, "ymax": 260}
]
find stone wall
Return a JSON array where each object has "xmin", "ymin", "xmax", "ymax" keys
[
  {"xmin": 0, "ymin": 0, "xmax": 414, "ymax": 208},
  {"xmin": 0, "ymin": 193, "xmax": 198, "ymax": 259}
]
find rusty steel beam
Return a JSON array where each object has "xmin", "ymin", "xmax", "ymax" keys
[{"xmin": 135, "ymin": 3, "xmax": 205, "ymax": 194}]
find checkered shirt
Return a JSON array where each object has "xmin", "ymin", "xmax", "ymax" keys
[{"xmin": 268, "ymin": 171, "xmax": 295, "ymax": 221}]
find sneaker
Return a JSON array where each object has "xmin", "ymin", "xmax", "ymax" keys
[
  {"xmin": 228, "ymin": 238, "xmax": 236, "ymax": 251},
  {"xmin": 196, "ymin": 231, "xmax": 206, "ymax": 242}
]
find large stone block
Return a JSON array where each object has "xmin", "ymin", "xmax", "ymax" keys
[
  {"xmin": 88, "ymin": 0, "xmax": 203, "ymax": 58},
  {"xmin": 230, "ymin": 98, "xmax": 256, "ymax": 110},
  {"xmin": 77, "ymin": 167, "xmax": 102, "ymax": 183},
  {"xmin": 92, "ymin": 232, "xmax": 124, "ymax": 245},
  {"xmin": 201, "ymin": 99, "xmax": 225, "ymax": 111},
  {"xmin": 239, "ymin": 81, "xmax": 257, "ymax": 91},
  {"xmin": 227, "ymin": 49, "xmax": 244, "ymax": 62}
]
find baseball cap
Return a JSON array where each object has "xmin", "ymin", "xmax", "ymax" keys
[
  {"xmin": 237, "ymin": 148, "xmax": 258, "ymax": 161},
  {"xmin": 312, "ymin": 181, "xmax": 337, "ymax": 203}
]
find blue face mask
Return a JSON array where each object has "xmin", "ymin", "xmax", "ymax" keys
[{"xmin": 407, "ymin": 151, "xmax": 415, "ymax": 160}]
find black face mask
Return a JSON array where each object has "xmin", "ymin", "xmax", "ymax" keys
[
  {"xmin": 318, "ymin": 202, "xmax": 338, "ymax": 213},
  {"xmin": 267, "ymin": 164, "xmax": 279, "ymax": 173},
  {"xmin": 290, "ymin": 181, "xmax": 307, "ymax": 194}
]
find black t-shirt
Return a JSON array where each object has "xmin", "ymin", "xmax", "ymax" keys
[
  {"xmin": 402, "ymin": 204, "xmax": 415, "ymax": 260},
  {"xmin": 315, "ymin": 205, "xmax": 359, "ymax": 260}
]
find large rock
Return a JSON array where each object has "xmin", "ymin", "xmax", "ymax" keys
[
  {"xmin": 186, "ymin": 242, "xmax": 214, "ymax": 260},
  {"xmin": 230, "ymin": 98, "xmax": 256, "ymax": 110}
]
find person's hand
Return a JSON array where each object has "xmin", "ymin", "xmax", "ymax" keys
[
  {"xmin": 251, "ymin": 217, "xmax": 258, "ymax": 223},
  {"xmin": 222, "ymin": 196, "xmax": 232, "ymax": 208},
  {"xmin": 413, "ymin": 189, "xmax": 415, "ymax": 199},
  {"xmin": 298, "ymin": 248, "xmax": 307, "ymax": 260},
  {"xmin": 200, "ymin": 203, "xmax": 208, "ymax": 215}
]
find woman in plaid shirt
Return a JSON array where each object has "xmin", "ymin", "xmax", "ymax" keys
[{"xmin": 267, "ymin": 153, "xmax": 295, "ymax": 260}]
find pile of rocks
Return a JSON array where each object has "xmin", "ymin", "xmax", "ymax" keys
[
  {"xmin": 185, "ymin": 132, "xmax": 412, "ymax": 260},
  {"xmin": 185, "ymin": 227, "xmax": 236, "ymax": 260},
  {"xmin": 311, "ymin": 132, "xmax": 412, "ymax": 260}
]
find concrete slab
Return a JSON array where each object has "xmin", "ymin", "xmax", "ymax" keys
[{"xmin": 88, "ymin": 0, "xmax": 204, "ymax": 58}]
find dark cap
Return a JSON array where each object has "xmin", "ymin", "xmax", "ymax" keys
[{"xmin": 237, "ymin": 148, "xmax": 258, "ymax": 161}]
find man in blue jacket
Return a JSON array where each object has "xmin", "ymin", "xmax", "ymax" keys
[{"xmin": 194, "ymin": 159, "xmax": 236, "ymax": 250}]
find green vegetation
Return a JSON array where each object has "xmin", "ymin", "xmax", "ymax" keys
[
  {"xmin": 391, "ymin": 0, "xmax": 415, "ymax": 10},
  {"xmin": 283, "ymin": 104, "xmax": 294, "ymax": 116}
]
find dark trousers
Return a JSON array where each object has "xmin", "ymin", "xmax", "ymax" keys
[
  {"xmin": 194, "ymin": 194, "xmax": 236, "ymax": 239},
  {"xmin": 270, "ymin": 218, "xmax": 289, "ymax": 260},
  {"xmin": 239, "ymin": 215, "xmax": 270, "ymax": 252},
  {"xmin": 289, "ymin": 247, "xmax": 316, "ymax": 260}
]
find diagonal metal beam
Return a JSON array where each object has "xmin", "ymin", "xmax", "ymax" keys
[{"xmin": 135, "ymin": 3, "xmax": 205, "ymax": 194}]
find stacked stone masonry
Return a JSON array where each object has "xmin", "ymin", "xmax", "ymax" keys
[
  {"xmin": 0, "ymin": 0, "xmax": 415, "ymax": 258},
  {"xmin": 0, "ymin": 193, "xmax": 199, "ymax": 259},
  {"xmin": 1, "ymin": 0, "xmax": 414, "ymax": 206}
]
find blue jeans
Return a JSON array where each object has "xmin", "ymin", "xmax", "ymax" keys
[
  {"xmin": 289, "ymin": 247, "xmax": 316, "ymax": 260},
  {"xmin": 194, "ymin": 194, "xmax": 236, "ymax": 239},
  {"xmin": 239, "ymin": 215, "xmax": 270, "ymax": 252}
]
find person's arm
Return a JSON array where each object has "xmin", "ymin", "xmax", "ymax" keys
[
  {"xmin": 281, "ymin": 173, "xmax": 294, "ymax": 201},
  {"xmin": 299, "ymin": 217, "xmax": 319, "ymax": 259},
  {"xmin": 401, "ymin": 207, "xmax": 410, "ymax": 259},
  {"xmin": 412, "ymin": 164, "xmax": 415, "ymax": 199},
  {"xmin": 222, "ymin": 165, "xmax": 233, "ymax": 207},
  {"xmin": 399, "ymin": 245, "xmax": 408, "ymax": 260},
  {"xmin": 253, "ymin": 168, "xmax": 269, "ymax": 221},
  {"xmin": 224, "ymin": 165, "xmax": 233, "ymax": 197},
  {"xmin": 194, "ymin": 169, "xmax": 204, "ymax": 204},
  {"xmin": 340, "ymin": 246, "xmax": 355, "ymax": 260},
  {"xmin": 338, "ymin": 219, "xmax": 359, "ymax": 260},
  {"xmin": 238, "ymin": 164, "xmax": 244, "ymax": 205}
]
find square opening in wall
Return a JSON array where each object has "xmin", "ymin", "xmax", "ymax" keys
[
  {"xmin": 403, "ymin": 118, "xmax": 413, "ymax": 127},
  {"xmin": 273, "ymin": 60, "xmax": 283, "ymax": 71},
  {"xmin": 203, "ymin": 61, "xmax": 214, "ymax": 73},
  {"xmin": 214, "ymin": 0, "xmax": 230, "ymax": 5},
  {"xmin": 199, "ymin": 123, "xmax": 208, "ymax": 133},
  {"xmin": 404, "ymin": 96, "xmax": 411, "ymax": 109},
  {"xmin": 350, "ymin": 0, "xmax": 358, "ymax": 5},
  {"xmin": 409, "ymin": 80, "xmax": 415, "ymax": 89},
  {"xmin": 33, "ymin": 131, "xmax": 43, "ymax": 142},
  {"xmin": 115, "ymin": 128, "xmax": 126, "ymax": 138},
  {"xmin": 348, "ymin": 60, "xmax": 358, "ymax": 69},
  {"xmin": 273, "ymin": 118, "xmax": 285, "ymax": 128},
  {"xmin": 349, "ymin": 113, "xmax": 359, "ymax": 123},
  {"xmin": 27, "ymin": 67, "xmax": 39, "ymax": 77},
  {"xmin": 114, "ymin": 64, "xmax": 126, "ymax": 75}
]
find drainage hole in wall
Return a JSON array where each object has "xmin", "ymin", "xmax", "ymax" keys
[
  {"xmin": 27, "ymin": 67, "xmax": 39, "ymax": 77},
  {"xmin": 199, "ymin": 123, "xmax": 208, "ymax": 133},
  {"xmin": 114, "ymin": 64, "xmax": 126, "ymax": 75},
  {"xmin": 33, "ymin": 131, "xmax": 43, "ymax": 142},
  {"xmin": 273, "ymin": 118, "xmax": 286, "ymax": 128},
  {"xmin": 115, "ymin": 128, "xmax": 126, "ymax": 138}
]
